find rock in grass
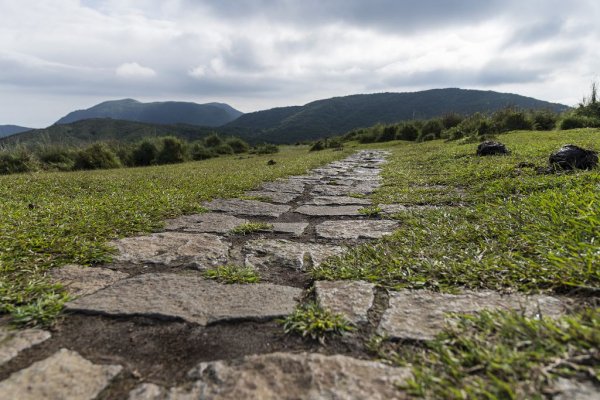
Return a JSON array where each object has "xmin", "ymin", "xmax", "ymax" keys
[
  {"xmin": 0, "ymin": 327, "xmax": 51, "ymax": 366},
  {"xmin": 476, "ymin": 141, "xmax": 509, "ymax": 156},
  {"xmin": 549, "ymin": 144, "xmax": 598, "ymax": 170}
]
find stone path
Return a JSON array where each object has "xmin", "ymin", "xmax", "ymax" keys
[{"xmin": 0, "ymin": 150, "xmax": 586, "ymax": 399}]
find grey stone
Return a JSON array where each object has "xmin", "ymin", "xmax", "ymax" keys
[
  {"xmin": 552, "ymin": 378, "xmax": 599, "ymax": 400},
  {"xmin": 164, "ymin": 213, "xmax": 247, "ymax": 233},
  {"xmin": 271, "ymin": 222, "xmax": 308, "ymax": 236},
  {"xmin": 307, "ymin": 196, "xmax": 372, "ymax": 206},
  {"xmin": 244, "ymin": 239, "xmax": 344, "ymax": 270},
  {"xmin": 204, "ymin": 199, "xmax": 290, "ymax": 218},
  {"xmin": 182, "ymin": 352, "xmax": 411, "ymax": 400},
  {"xmin": 294, "ymin": 205, "xmax": 362, "ymax": 217},
  {"xmin": 259, "ymin": 180, "xmax": 305, "ymax": 193},
  {"xmin": 128, "ymin": 383, "xmax": 167, "ymax": 400},
  {"xmin": 48, "ymin": 264, "xmax": 128, "ymax": 297},
  {"xmin": 111, "ymin": 232, "xmax": 230, "ymax": 269},
  {"xmin": 378, "ymin": 290, "xmax": 570, "ymax": 341},
  {"xmin": 243, "ymin": 191, "xmax": 300, "ymax": 204},
  {"xmin": 315, "ymin": 281, "xmax": 376, "ymax": 323},
  {"xmin": 67, "ymin": 273, "xmax": 301, "ymax": 325},
  {"xmin": 316, "ymin": 220, "xmax": 399, "ymax": 239},
  {"xmin": 311, "ymin": 183, "xmax": 377, "ymax": 196},
  {"xmin": 0, "ymin": 348, "xmax": 122, "ymax": 400},
  {"xmin": 0, "ymin": 327, "xmax": 51, "ymax": 366}
]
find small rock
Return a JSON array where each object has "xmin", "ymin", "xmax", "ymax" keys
[
  {"xmin": 244, "ymin": 239, "xmax": 344, "ymax": 270},
  {"xmin": 204, "ymin": 199, "xmax": 290, "ymax": 218},
  {"xmin": 271, "ymin": 222, "xmax": 309, "ymax": 236},
  {"xmin": 294, "ymin": 205, "xmax": 362, "ymax": 217},
  {"xmin": 267, "ymin": 159, "xmax": 276, "ymax": 165},
  {"xmin": 476, "ymin": 141, "xmax": 509, "ymax": 156},
  {"xmin": 164, "ymin": 213, "xmax": 247, "ymax": 233},
  {"xmin": 48, "ymin": 264, "xmax": 128, "ymax": 297},
  {"xmin": 316, "ymin": 220, "xmax": 399, "ymax": 240},
  {"xmin": 0, "ymin": 348, "xmax": 122, "ymax": 400},
  {"xmin": 0, "ymin": 327, "xmax": 51, "ymax": 366},
  {"xmin": 315, "ymin": 280, "xmax": 376, "ymax": 323},
  {"xmin": 549, "ymin": 144, "xmax": 598, "ymax": 170}
]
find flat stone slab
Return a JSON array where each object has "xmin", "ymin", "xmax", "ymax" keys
[
  {"xmin": 272, "ymin": 222, "xmax": 308, "ymax": 236},
  {"xmin": 315, "ymin": 281, "xmax": 376, "ymax": 323},
  {"xmin": 378, "ymin": 290, "xmax": 571, "ymax": 341},
  {"xmin": 0, "ymin": 327, "xmax": 51, "ymax": 366},
  {"xmin": 0, "ymin": 348, "xmax": 122, "ymax": 400},
  {"xmin": 259, "ymin": 180, "xmax": 305, "ymax": 194},
  {"xmin": 112, "ymin": 232, "xmax": 230, "ymax": 269},
  {"xmin": 67, "ymin": 273, "xmax": 301, "ymax": 325},
  {"xmin": 244, "ymin": 239, "xmax": 344, "ymax": 270},
  {"xmin": 552, "ymin": 378, "xmax": 599, "ymax": 400},
  {"xmin": 48, "ymin": 264, "xmax": 128, "ymax": 297},
  {"xmin": 243, "ymin": 191, "xmax": 300, "ymax": 204},
  {"xmin": 294, "ymin": 205, "xmax": 362, "ymax": 217},
  {"xmin": 311, "ymin": 183, "xmax": 377, "ymax": 196},
  {"xmin": 316, "ymin": 220, "xmax": 399, "ymax": 239},
  {"xmin": 204, "ymin": 199, "xmax": 290, "ymax": 218},
  {"xmin": 164, "ymin": 213, "xmax": 247, "ymax": 233},
  {"xmin": 129, "ymin": 352, "xmax": 411, "ymax": 400},
  {"xmin": 308, "ymin": 196, "xmax": 372, "ymax": 206}
]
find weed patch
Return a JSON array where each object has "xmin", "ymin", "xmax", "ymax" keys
[
  {"xmin": 203, "ymin": 265, "xmax": 260, "ymax": 284},
  {"xmin": 230, "ymin": 222, "xmax": 274, "ymax": 235},
  {"xmin": 280, "ymin": 303, "xmax": 354, "ymax": 344}
]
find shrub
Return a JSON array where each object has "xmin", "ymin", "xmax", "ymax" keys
[
  {"xmin": 38, "ymin": 147, "xmax": 76, "ymax": 171},
  {"xmin": 213, "ymin": 143, "xmax": 234, "ymax": 155},
  {"xmin": 156, "ymin": 136, "xmax": 186, "ymax": 164},
  {"xmin": 191, "ymin": 143, "xmax": 215, "ymax": 160},
  {"xmin": 559, "ymin": 115, "xmax": 600, "ymax": 130},
  {"xmin": 531, "ymin": 110, "xmax": 558, "ymax": 131},
  {"xmin": 225, "ymin": 137, "xmax": 250, "ymax": 154},
  {"xmin": 441, "ymin": 113, "xmax": 464, "ymax": 129},
  {"xmin": 420, "ymin": 119, "xmax": 443, "ymax": 139},
  {"xmin": 397, "ymin": 123, "xmax": 419, "ymax": 141},
  {"xmin": 358, "ymin": 131, "xmax": 378, "ymax": 143},
  {"xmin": 309, "ymin": 140, "xmax": 326, "ymax": 151},
  {"xmin": 253, "ymin": 143, "xmax": 279, "ymax": 154},
  {"xmin": 377, "ymin": 125, "xmax": 397, "ymax": 142},
  {"xmin": 0, "ymin": 150, "xmax": 37, "ymax": 174},
  {"xmin": 131, "ymin": 140, "xmax": 158, "ymax": 166},
  {"xmin": 327, "ymin": 137, "xmax": 344, "ymax": 149},
  {"xmin": 494, "ymin": 108, "xmax": 533, "ymax": 132},
  {"xmin": 204, "ymin": 133, "xmax": 224, "ymax": 148},
  {"xmin": 73, "ymin": 143, "xmax": 121, "ymax": 170}
]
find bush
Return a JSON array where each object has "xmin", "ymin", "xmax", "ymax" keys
[
  {"xmin": 131, "ymin": 140, "xmax": 158, "ymax": 166},
  {"xmin": 358, "ymin": 131, "xmax": 378, "ymax": 143},
  {"xmin": 225, "ymin": 137, "xmax": 250, "ymax": 154},
  {"xmin": 0, "ymin": 150, "xmax": 37, "ymax": 174},
  {"xmin": 494, "ymin": 108, "xmax": 532, "ymax": 132},
  {"xmin": 191, "ymin": 143, "xmax": 215, "ymax": 160},
  {"xmin": 397, "ymin": 123, "xmax": 419, "ymax": 141},
  {"xmin": 377, "ymin": 125, "xmax": 397, "ymax": 142},
  {"xmin": 559, "ymin": 115, "xmax": 600, "ymax": 130},
  {"xmin": 441, "ymin": 113, "xmax": 464, "ymax": 129},
  {"xmin": 309, "ymin": 140, "xmax": 326, "ymax": 151},
  {"xmin": 421, "ymin": 119, "xmax": 443, "ymax": 138},
  {"xmin": 204, "ymin": 133, "xmax": 224, "ymax": 148},
  {"xmin": 213, "ymin": 143, "xmax": 234, "ymax": 155},
  {"xmin": 38, "ymin": 147, "xmax": 76, "ymax": 171},
  {"xmin": 73, "ymin": 143, "xmax": 121, "ymax": 170},
  {"xmin": 532, "ymin": 110, "xmax": 558, "ymax": 131},
  {"xmin": 253, "ymin": 143, "xmax": 279, "ymax": 154},
  {"xmin": 156, "ymin": 137, "xmax": 186, "ymax": 164},
  {"xmin": 327, "ymin": 137, "xmax": 344, "ymax": 149}
]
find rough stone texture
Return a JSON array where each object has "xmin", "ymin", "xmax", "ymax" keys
[
  {"xmin": 244, "ymin": 239, "xmax": 344, "ymax": 270},
  {"xmin": 310, "ymin": 185, "xmax": 356, "ymax": 196},
  {"xmin": 164, "ymin": 352, "xmax": 410, "ymax": 400},
  {"xmin": 294, "ymin": 205, "xmax": 363, "ymax": 217},
  {"xmin": 549, "ymin": 144, "xmax": 598, "ymax": 170},
  {"xmin": 308, "ymin": 196, "xmax": 372, "ymax": 206},
  {"xmin": 316, "ymin": 220, "xmax": 399, "ymax": 240},
  {"xmin": 552, "ymin": 378, "xmax": 599, "ymax": 400},
  {"xmin": 315, "ymin": 281, "xmax": 376, "ymax": 323},
  {"xmin": 0, "ymin": 327, "xmax": 51, "ymax": 366},
  {"xmin": 0, "ymin": 348, "xmax": 122, "ymax": 400},
  {"xmin": 243, "ymin": 191, "xmax": 300, "ymax": 204},
  {"xmin": 204, "ymin": 199, "xmax": 290, "ymax": 218},
  {"xmin": 378, "ymin": 290, "xmax": 570, "ymax": 341},
  {"xmin": 476, "ymin": 140, "xmax": 509, "ymax": 156},
  {"xmin": 48, "ymin": 264, "xmax": 128, "ymax": 297},
  {"xmin": 111, "ymin": 232, "xmax": 230, "ymax": 269},
  {"xmin": 271, "ymin": 222, "xmax": 308, "ymax": 236},
  {"xmin": 128, "ymin": 383, "xmax": 167, "ymax": 400},
  {"xmin": 67, "ymin": 273, "xmax": 301, "ymax": 325},
  {"xmin": 259, "ymin": 180, "xmax": 305, "ymax": 193},
  {"xmin": 164, "ymin": 213, "xmax": 247, "ymax": 233}
]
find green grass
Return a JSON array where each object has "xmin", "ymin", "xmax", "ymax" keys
[
  {"xmin": 358, "ymin": 205, "xmax": 382, "ymax": 217},
  {"xmin": 313, "ymin": 129, "xmax": 600, "ymax": 293},
  {"xmin": 372, "ymin": 308, "xmax": 600, "ymax": 399},
  {"xmin": 230, "ymin": 222, "xmax": 274, "ymax": 235},
  {"xmin": 280, "ymin": 302, "xmax": 355, "ymax": 344},
  {"xmin": 203, "ymin": 265, "xmax": 260, "ymax": 284},
  {"xmin": 0, "ymin": 145, "xmax": 354, "ymax": 326}
]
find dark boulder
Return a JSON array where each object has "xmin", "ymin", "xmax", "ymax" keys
[
  {"xmin": 476, "ymin": 141, "xmax": 509, "ymax": 156},
  {"xmin": 267, "ymin": 159, "xmax": 276, "ymax": 165},
  {"xmin": 549, "ymin": 144, "xmax": 598, "ymax": 170}
]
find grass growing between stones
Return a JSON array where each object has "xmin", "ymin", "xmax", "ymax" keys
[
  {"xmin": 280, "ymin": 303, "xmax": 354, "ymax": 344},
  {"xmin": 203, "ymin": 265, "xmax": 261, "ymax": 284},
  {"xmin": 373, "ymin": 308, "xmax": 600, "ymax": 399},
  {"xmin": 230, "ymin": 222, "xmax": 274, "ymax": 235},
  {"xmin": 358, "ymin": 206, "xmax": 382, "ymax": 217},
  {"xmin": 0, "ymin": 145, "xmax": 355, "ymax": 326}
]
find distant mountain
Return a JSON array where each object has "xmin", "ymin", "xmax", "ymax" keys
[
  {"xmin": 0, "ymin": 118, "xmax": 215, "ymax": 147},
  {"xmin": 222, "ymin": 88, "xmax": 569, "ymax": 143},
  {"xmin": 0, "ymin": 125, "xmax": 32, "ymax": 138},
  {"xmin": 55, "ymin": 99, "xmax": 243, "ymax": 127}
]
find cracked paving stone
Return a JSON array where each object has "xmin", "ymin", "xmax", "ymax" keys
[
  {"xmin": 0, "ymin": 327, "xmax": 51, "ymax": 366},
  {"xmin": 311, "ymin": 183, "xmax": 378, "ymax": 196},
  {"xmin": 111, "ymin": 232, "xmax": 230, "ymax": 269},
  {"xmin": 0, "ymin": 348, "xmax": 122, "ymax": 400},
  {"xmin": 164, "ymin": 213, "xmax": 248, "ymax": 233},
  {"xmin": 378, "ymin": 290, "xmax": 571, "ymax": 341},
  {"xmin": 307, "ymin": 196, "xmax": 372, "ymax": 206},
  {"xmin": 294, "ymin": 205, "xmax": 363, "ymax": 217},
  {"xmin": 129, "ymin": 352, "xmax": 411, "ymax": 400},
  {"xmin": 244, "ymin": 239, "xmax": 344, "ymax": 270},
  {"xmin": 66, "ymin": 273, "xmax": 302, "ymax": 325},
  {"xmin": 243, "ymin": 191, "xmax": 301, "ymax": 204},
  {"xmin": 315, "ymin": 281, "xmax": 376, "ymax": 324},
  {"xmin": 316, "ymin": 220, "xmax": 399, "ymax": 239},
  {"xmin": 48, "ymin": 264, "xmax": 128, "ymax": 297},
  {"xmin": 271, "ymin": 222, "xmax": 309, "ymax": 236},
  {"xmin": 204, "ymin": 199, "xmax": 290, "ymax": 218},
  {"xmin": 259, "ymin": 180, "xmax": 305, "ymax": 194}
]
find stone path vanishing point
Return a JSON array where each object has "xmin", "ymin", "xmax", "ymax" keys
[{"xmin": 0, "ymin": 150, "xmax": 590, "ymax": 399}]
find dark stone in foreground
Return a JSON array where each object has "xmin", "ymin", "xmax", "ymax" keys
[
  {"xmin": 549, "ymin": 144, "xmax": 598, "ymax": 170},
  {"xmin": 476, "ymin": 141, "xmax": 509, "ymax": 156}
]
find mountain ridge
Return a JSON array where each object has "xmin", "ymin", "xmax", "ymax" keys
[{"xmin": 0, "ymin": 125, "xmax": 32, "ymax": 138}]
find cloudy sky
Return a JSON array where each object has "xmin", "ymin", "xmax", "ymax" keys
[{"xmin": 1, "ymin": 0, "xmax": 599, "ymax": 127}]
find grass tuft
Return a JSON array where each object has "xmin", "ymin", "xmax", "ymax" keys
[
  {"xmin": 358, "ymin": 206, "xmax": 382, "ymax": 217},
  {"xmin": 203, "ymin": 265, "xmax": 260, "ymax": 284},
  {"xmin": 230, "ymin": 222, "xmax": 274, "ymax": 235},
  {"xmin": 280, "ymin": 302, "xmax": 354, "ymax": 344}
]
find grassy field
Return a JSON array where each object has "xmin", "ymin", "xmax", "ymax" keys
[
  {"xmin": 0, "ymin": 145, "xmax": 354, "ymax": 326},
  {"xmin": 314, "ymin": 129, "xmax": 599, "ymax": 398}
]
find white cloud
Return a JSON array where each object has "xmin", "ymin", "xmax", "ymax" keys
[{"xmin": 115, "ymin": 62, "xmax": 156, "ymax": 78}]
